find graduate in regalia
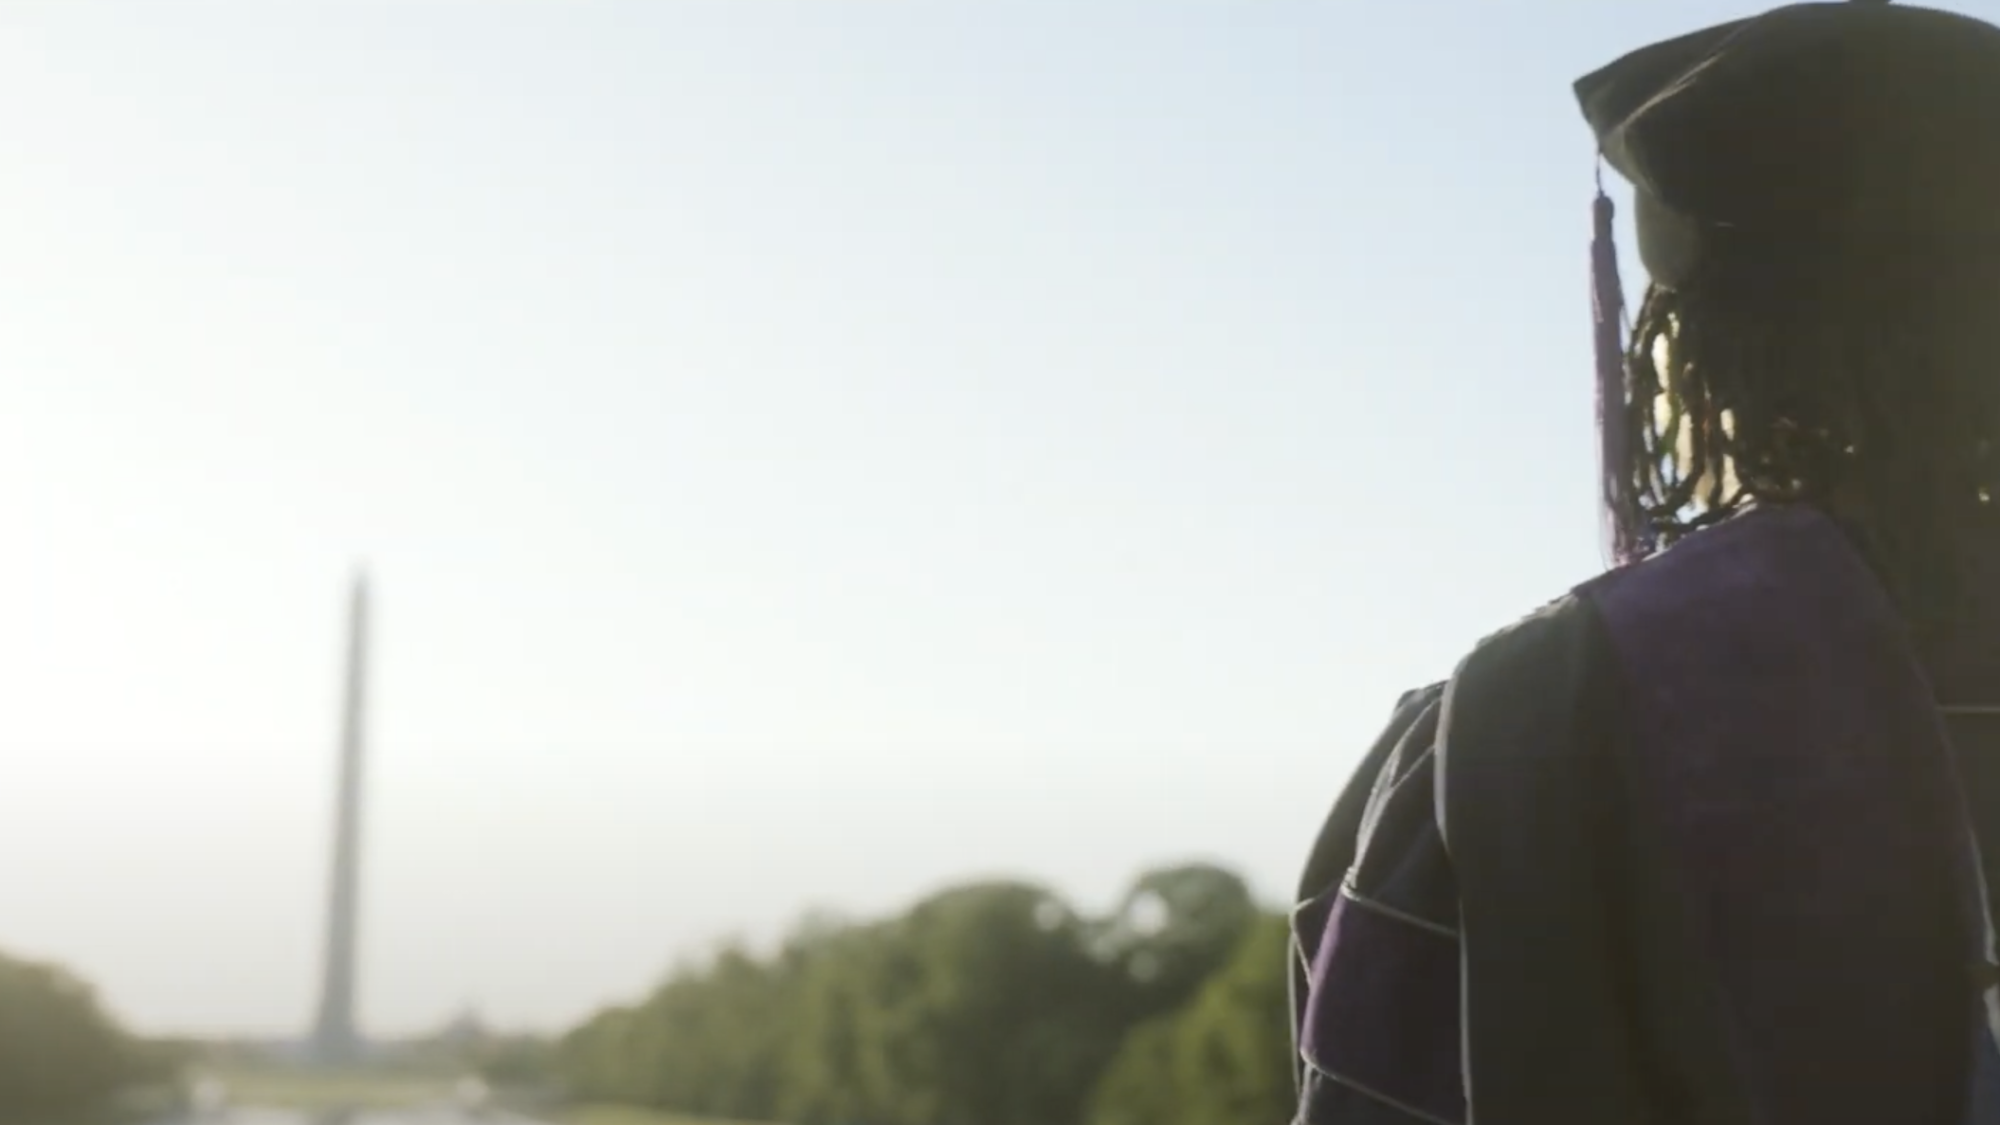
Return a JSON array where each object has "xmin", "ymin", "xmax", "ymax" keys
[{"xmin": 1290, "ymin": 4, "xmax": 2000, "ymax": 1123}]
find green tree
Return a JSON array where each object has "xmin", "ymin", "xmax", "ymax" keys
[
  {"xmin": 470, "ymin": 1034, "xmax": 558, "ymax": 1088},
  {"xmin": 1096, "ymin": 863, "xmax": 1258, "ymax": 1014},
  {"xmin": 878, "ymin": 881, "xmax": 1131, "ymax": 1125},
  {"xmin": 0, "ymin": 951, "xmax": 159, "ymax": 1124},
  {"xmin": 779, "ymin": 919, "xmax": 912, "ymax": 1125},
  {"xmin": 1088, "ymin": 911, "xmax": 1293, "ymax": 1125},
  {"xmin": 776, "ymin": 880, "xmax": 1137, "ymax": 1125},
  {"xmin": 556, "ymin": 864, "xmax": 1289, "ymax": 1125},
  {"xmin": 559, "ymin": 1005, "xmax": 645, "ymax": 1105}
]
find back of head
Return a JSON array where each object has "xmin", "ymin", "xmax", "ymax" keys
[{"xmin": 1577, "ymin": 1, "xmax": 2000, "ymax": 637}]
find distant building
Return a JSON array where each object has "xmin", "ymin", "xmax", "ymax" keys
[{"xmin": 437, "ymin": 1007, "xmax": 492, "ymax": 1050}]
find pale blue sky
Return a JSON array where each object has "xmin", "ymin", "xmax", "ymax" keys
[{"xmin": 0, "ymin": 0, "xmax": 1931, "ymax": 1036}]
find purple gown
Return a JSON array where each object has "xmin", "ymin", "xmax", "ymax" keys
[{"xmin": 1290, "ymin": 504, "xmax": 2000, "ymax": 1125}]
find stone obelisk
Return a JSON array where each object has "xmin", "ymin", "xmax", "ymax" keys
[{"xmin": 310, "ymin": 572, "xmax": 369, "ymax": 1064}]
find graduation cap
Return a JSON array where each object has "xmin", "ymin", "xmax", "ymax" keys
[
  {"xmin": 1573, "ymin": 0, "xmax": 2000, "ymax": 565},
  {"xmin": 1578, "ymin": 1, "xmax": 2000, "ymax": 290}
]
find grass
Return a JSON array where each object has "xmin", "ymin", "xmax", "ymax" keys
[{"xmin": 551, "ymin": 1106, "xmax": 765, "ymax": 1125}]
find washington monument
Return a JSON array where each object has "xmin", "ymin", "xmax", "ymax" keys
[{"xmin": 310, "ymin": 572, "xmax": 370, "ymax": 1063}]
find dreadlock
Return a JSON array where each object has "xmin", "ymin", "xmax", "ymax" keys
[{"xmin": 1618, "ymin": 269, "xmax": 2000, "ymax": 642}]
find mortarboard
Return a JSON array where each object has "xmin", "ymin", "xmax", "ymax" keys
[{"xmin": 1577, "ymin": 1, "xmax": 2000, "ymax": 291}]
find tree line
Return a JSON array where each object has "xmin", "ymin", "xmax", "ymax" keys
[
  {"xmin": 555, "ymin": 862, "xmax": 1294, "ymax": 1125},
  {"xmin": 0, "ymin": 950, "xmax": 180, "ymax": 1124}
]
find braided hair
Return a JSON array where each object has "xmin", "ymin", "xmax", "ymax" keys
[{"xmin": 1616, "ymin": 268, "xmax": 2000, "ymax": 640}]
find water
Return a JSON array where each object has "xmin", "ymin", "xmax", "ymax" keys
[
  {"xmin": 166, "ymin": 1104, "xmax": 540, "ymax": 1112},
  {"xmin": 165, "ymin": 1074, "xmax": 528, "ymax": 1125}
]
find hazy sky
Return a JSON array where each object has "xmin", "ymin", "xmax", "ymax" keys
[{"xmin": 0, "ymin": 0, "xmax": 1923, "ymax": 1037}]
